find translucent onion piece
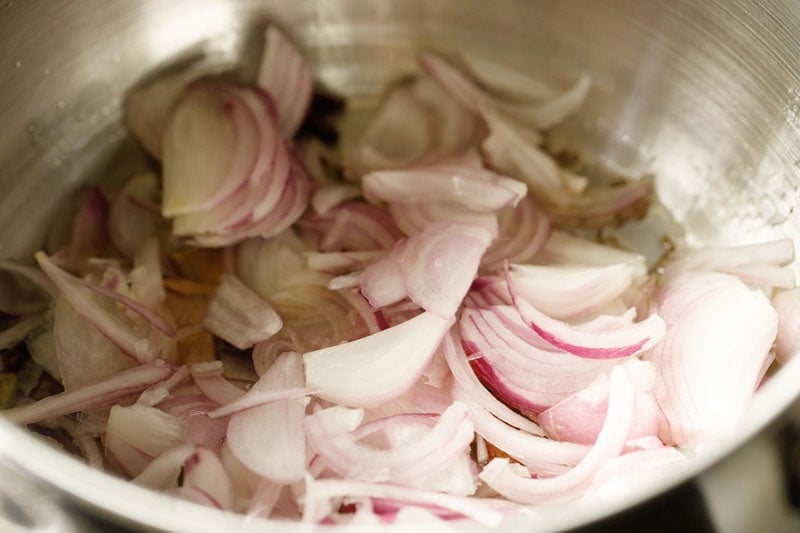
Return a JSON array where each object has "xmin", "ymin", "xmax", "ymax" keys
[
  {"xmin": 398, "ymin": 223, "xmax": 494, "ymax": 318},
  {"xmin": 162, "ymin": 82, "xmax": 260, "ymax": 217},
  {"xmin": 306, "ymin": 251, "xmax": 385, "ymax": 274},
  {"xmin": 460, "ymin": 307, "xmax": 617, "ymax": 414},
  {"xmin": 544, "ymin": 175, "xmax": 655, "ymax": 228},
  {"xmin": 311, "ymin": 183, "xmax": 362, "ymax": 215},
  {"xmin": 508, "ymin": 262, "xmax": 635, "ymax": 321},
  {"xmin": 419, "ymin": 52, "xmax": 591, "ymax": 131},
  {"xmin": 478, "ymin": 364, "xmax": 636, "ymax": 504},
  {"xmin": 53, "ymin": 296, "xmax": 133, "ymax": 390},
  {"xmin": 774, "ymin": 287, "xmax": 800, "ymax": 364},
  {"xmin": 4, "ymin": 360, "xmax": 175, "ymax": 425},
  {"xmin": 107, "ymin": 172, "xmax": 163, "ymax": 259},
  {"xmin": 662, "ymin": 238, "xmax": 796, "ymax": 289},
  {"xmin": 363, "ymin": 163, "xmax": 526, "ymax": 213},
  {"xmin": 105, "ymin": 404, "xmax": 186, "ymax": 477},
  {"xmin": 179, "ymin": 447, "xmax": 234, "ymax": 510},
  {"xmin": 644, "ymin": 272, "xmax": 778, "ymax": 447},
  {"xmin": 388, "ymin": 201, "xmax": 499, "ymax": 238},
  {"xmin": 67, "ymin": 187, "xmax": 109, "ymax": 261},
  {"xmin": 203, "ymin": 273, "xmax": 282, "ymax": 350},
  {"xmin": 226, "ymin": 352, "xmax": 307, "ymax": 482},
  {"xmin": 538, "ymin": 359, "xmax": 659, "ymax": 445},
  {"xmin": 506, "ymin": 266, "xmax": 665, "ymax": 359},
  {"xmin": 124, "ymin": 59, "xmax": 232, "ymax": 159},
  {"xmin": 257, "ymin": 26, "xmax": 313, "ymax": 138},
  {"xmin": 304, "ymin": 311, "xmax": 453, "ymax": 407},
  {"xmin": 306, "ymin": 402, "xmax": 475, "ymax": 488},
  {"xmin": 134, "ymin": 444, "xmax": 196, "ymax": 490},
  {"xmin": 130, "ymin": 238, "xmax": 166, "ymax": 310},
  {"xmin": 346, "ymin": 77, "xmax": 479, "ymax": 176},
  {"xmin": 582, "ymin": 446, "xmax": 686, "ymax": 506},
  {"xmin": 36, "ymin": 252, "xmax": 165, "ymax": 362},
  {"xmin": 536, "ymin": 231, "xmax": 648, "ymax": 279},
  {"xmin": 299, "ymin": 201, "xmax": 403, "ymax": 252},
  {"xmin": 481, "ymin": 196, "xmax": 551, "ymax": 270},
  {"xmin": 361, "ymin": 244, "xmax": 407, "ymax": 309},
  {"xmin": 452, "ymin": 382, "xmax": 588, "ymax": 475},
  {"xmin": 302, "ymin": 477, "xmax": 507, "ymax": 527},
  {"xmin": 442, "ymin": 331, "xmax": 545, "ymax": 435}
]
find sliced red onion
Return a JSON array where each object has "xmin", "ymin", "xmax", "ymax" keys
[
  {"xmin": 582, "ymin": 446, "xmax": 687, "ymax": 506},
  {"xmin": 480, "ymin": 107, "xmax": 565, "ymax": 200},
  {"xmin": 105, "ymin": 404, "xmax": 186, "ymax": 477},
  {"xmin": 305, "ymin": 251, "xmax": 385, "ymax": 273},
  {"xmin": 347, "ymin": 82, "xmax": 433, "ymax": 175},
  {"xmin": 162, "ymin": 82, "xmax": 260, "ymax": 217},
  {"xmin": 363, "ymin": 163, "xmax": 526, "ymax": 213},
  {"xmin": 478, "ymin": 364, "xmax": 636, "ymax": 504},
  {"xmin": 129, "ymin": 238, "xmax": 166, "ymax": 311},
  {"xmin": 226, "ymin": 352, "xmax": 307, "ymax": 482},
  {"xmin": 663, "ymin": 238, "xmax": 795, "ymax": 289},
  {"xmin": 538, "ymin": 359, "xmax": 659, "ymax": 445},
  {"xmin": 644, "ymin": 272, "xmax": 778, "ymax": 447},
  {"xmin": 78, "ymin": 263, "xmax": 174, "ymax": 336},
  {"xmin": 207, "ymin": 386, "xmax": 315, "ymax": 419},
  {"xmin": 124, "ymin": 59, "xmax": 233, "ymax": 159},
  {"xmin": 136, "ymin": 365, "xmax": 191, "ymax": 407},
  {"xmin": 543, "ymin": 175, "xmax": 654, "ymax": 228},
  {"xmin": 235, "ymin": 230, "xmax": 321, "ymax": 300},
  {"xmin": 107, "ymin": 173, "xmax": 163, "ymax": 259},
  {"xmin": 505, "ymin": 265, "xmax": 665, "ymax": 359},
  {"xmin": 306, "ymin": 402, "xmax": 475, "ymax": 489},
  {"xmin": 480, "ymin": 196, "xmax": 551, "ymax": 271},
  {"xmin": 460, "ymin": 307, "xmax": 618, "ymax": 414},
  {"xmin": 203, "ymin": 273, "xmax": 282, "ymax": 350},
  {"xmin": 537, "ymin": 230, "xmax": 648, "ymax": 279},
  {"xmin": 398, "ymin": 223, "xmax": 493, "ymax": 318},
  {"xmin": 67, "ymin": 187, "xmax": 109, "ymax": 261},
  {"xmin": 302, "ymin": 477, "xmax": 507, "ymax": 527},
  {"xmin": 257, "ymin": 26, "xmax": 313, "ymax": 138},
  {"xmin": 193, "ymin": 375, "xmax": 246, "ymax": 407},
  {"xmin": 133, "ymin": 444, "xmax": 196, "ymax": 490},
  {"xmin": 507, "ymin": 262, "xmax": 635, "ymax": 321},
  {"xmin": 304, "ymin": 311, "xmax": 453, "ymax": 407},
  {"xmin": 300, "ymin": 201, "xmax": 403, "ymax": 252},
  {"xmin": 451, "ymin": 383, "xmax": 587, "ymax": 475},
  {"xmin": 774, "ymin": 287, "xmax": 800, "ymax": 364},
  {"xmin": 346, "ymin": 77, "xmax": 480, "ymax": 176},
  {"xmin": 441, "ymin": 331, "xmax": 545, "ymax": 435},
  {"xmin": 180, "ymin": 447, "xmax": 234, "ymax": 510},
  {"xmin": 361, "ymin": 243, "xmax": 408, "ymax": 309},
  {"xmin": 4, "ymin": 360, "xmax": 174, "ymax": 425},
  {"xmin": 419, "ymin": 52, "xmax": 590, "ymax": 131},
  {"xmin": 157, "ymin": 386, "xmax": 229, "ymax": 453},
  {"xmin": 52, "ymin": 296, "xmax": 134, "ymax": 391},
  {"xmin": 36, "ymin": 252, "xmax": 165, "ymax": 362},
  {"xmin": 311, "ymin": 183, "xmax": 362, "ymax": 215},
  {"xmin": 388, "ymin": 201, "xmax": 499, "ymax": 238}
]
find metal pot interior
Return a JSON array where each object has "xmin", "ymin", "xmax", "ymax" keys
[{"xmin": 2, "ymin": 0, "xmax": 800, "ymax": 530}]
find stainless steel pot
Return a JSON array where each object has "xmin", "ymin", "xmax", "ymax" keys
[{"xmin": 2, "ymin": 0, "xmax": 800, "ymax": 531}]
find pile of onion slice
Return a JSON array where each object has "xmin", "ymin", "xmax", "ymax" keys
[{"xmin": 1, "ymin": 28, "xmax": 797, "ymax": 530}]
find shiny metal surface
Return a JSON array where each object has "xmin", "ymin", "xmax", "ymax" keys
[{"xmin": 2, "ymin": 0, "xmax": 800, "ymax": 530}]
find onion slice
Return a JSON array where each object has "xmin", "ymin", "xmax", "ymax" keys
[
  {"xmin": 225, "ymin": 352, "xmax": 307, "ymax": 482},
  {"xmin": 304, "ymin": 311, "xmax": 453, "ymax": 407},
  {"xmin": 203, "ymin": 273, "xmax": 283, "ymax": 350},
  {"xmin": 478, "ymin": 364, "xmax": 636, "ymax": 504},
  {"xmin": 4, "ymin": 360, "xmax": 175, "ymax": 425},
  {"xmin": 257, "ymin": 26, "xmax": 313, "ymax": 138},
  {"xmin": 505, "ymin": 265, "xmax": 665, "ymax": 359}
]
